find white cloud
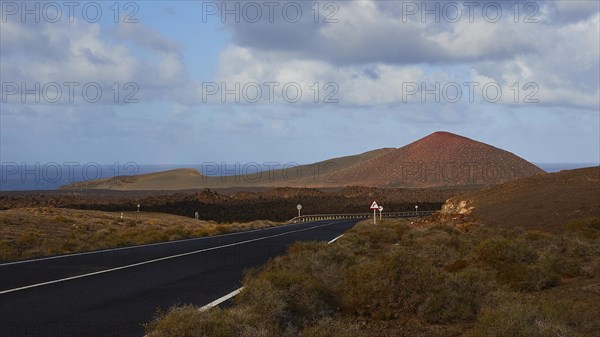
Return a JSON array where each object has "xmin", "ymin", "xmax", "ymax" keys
[
  {"xmin": 224, "ymin": 1, "xmax": 546, "ymax": 65},
  {"xmin": 472, "ymin": 12, "xmax": 600, "ymax": 109},
  {"xmin": 0, "ymin": 18, "xmax": 188, "ymax": 105},
  {"xmin": 213, "ymin": 2, "xmax": 599, "ymax": 110}
]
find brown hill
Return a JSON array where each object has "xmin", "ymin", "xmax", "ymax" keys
[
  {"xmin": 328, "ymin": 131, "xmax": 545, "ymax": 187},
  {"xmin": 62, "ymin": 132, "xmax": 543, "ymax": 190},
  {"xmin": 61, "ymin": 148, "xmax": 394, "ymax": 190},
  {"xmin": 66, "ymin": 168, "xmax": 205, "ymax": 190},
  {"xmin": 439, "ymin": 166, "xmax": 600, "ymax": 233}
]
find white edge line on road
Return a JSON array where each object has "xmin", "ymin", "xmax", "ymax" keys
[
  {"xmin": 0, "ymin": 220, "xmax": 332, "ymax": 267},
  {"xmin": 328, "ymin": 234, "xmax": 344, "ymax": 244},
  {"xmin": 199, "ymin": 287, "xmax": 244, "ymax": 312},
  {"xmin": 0, "ymin": 221, "xmax": 340, "ymax": 295}
]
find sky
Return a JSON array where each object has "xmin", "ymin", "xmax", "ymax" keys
[{"xmin": 1, "ymin": 0, "xmax": 599, "ymax": 167}]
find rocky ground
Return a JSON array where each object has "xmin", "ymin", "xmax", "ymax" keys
[{"xmin": 0, "ymin": 186, "xmax": 465, "ymax": 222}]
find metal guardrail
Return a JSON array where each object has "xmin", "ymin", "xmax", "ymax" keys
[{"xmin": 288, "ymin": 210, "xmax": 435, "ymax": 223}]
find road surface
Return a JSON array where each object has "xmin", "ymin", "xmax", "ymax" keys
[{"xmin": 0, "ymin": 219, "xmax": 358, "ymax": 337}]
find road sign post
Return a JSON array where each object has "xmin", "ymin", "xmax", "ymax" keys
[
  {"xmin": 379, "ymin": 206, "xmax": 383, "ymax": 220},
  {"xmin": 297, "ymin": 204, "xmax": 302, "ymax": 217},
  {"xmin": 370, "ymin": 200, "xmax": 380, "ymax": 224}
]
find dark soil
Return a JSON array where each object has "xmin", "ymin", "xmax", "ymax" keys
[{"xmin": 0, "ymin": 187, "xmax": 466, "ymax": 222}]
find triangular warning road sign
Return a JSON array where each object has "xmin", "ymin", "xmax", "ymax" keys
[{"xmin": 370, "ymin": 200, "xmax": 379, "ymax": 210}]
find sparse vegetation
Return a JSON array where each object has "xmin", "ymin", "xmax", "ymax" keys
[
  {"xmin": 0, "ymin": 207, "xmax": 279, "ymax": 261},
  {"xmin": 146, "ymin": 217, "xmax": 600, "ymax": 337},
  {"xmin": 565, "ymin": 216, "xmax": 600, "ymax": 238}
]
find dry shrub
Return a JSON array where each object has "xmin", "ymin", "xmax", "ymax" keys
[
  {"xmin": 239, "ymin": 242, "xmax": 341, "ymax": 328},
  {"xmin": 339, "ymin": 248, "xmax": 439, "ymax": 319},
  {"xmin": 0, "ymin": 208, "xmax": 281, "ymax": 261},
  {"xmin": 523, "ymin": 230, "xmax": 553, "ymax": 241},
  {"xmin": 475, "ymin": 237, "xmax": 538, "ymax": 266},
  {"xmin": 474, "ymin": 237, "xmax": 561, "ymax": 290},
  {"xmin": 145, "ymin": 305, "xmax": 276, "ymax": 337},
  {"xmin": 587, "ymin": 256, "xmax": 600, "ymax": 278},
  {"xmin": 0, "ymin": 240, "xmax": 19, "ymax": 260},
  {"xmin": 565, "ymin": 217, "xmax": 600, "ymax": 238},
  {"xmin": 420, "ymin": 267, "xmax": 496, "ymax": 323},
  {"xmin": 411, "ymin": 228, "xmax": 464, "ymax": 267},
  {"xmin": 236, "ymin": 277, "xmax": 287, "ymax": 323},
  {"xmin": 470, "ymin": 299, "xmax": 578, "ymax": 337},
  {"xmin": 444, "ymin": 258, "xmax": 470, "ymax": 272},
  {"xmin": 299, "ymin": 317, "xmax": 366, "ymax": 337},
  {"xmin": 562, "ymin": 299, "xmax": 600, "ymax": 334}
]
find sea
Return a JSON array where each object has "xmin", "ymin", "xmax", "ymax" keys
[{"xmin": 0, "ymin": 162, "xmax": 597, "ymax": 192}]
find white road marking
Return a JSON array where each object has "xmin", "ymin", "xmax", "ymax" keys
[
  {"xmin": 0, "ymin": 221, "xmax": 339, "ymax": 295},
  {"xmin": 199, "ymin": 287, "xmax": 243, "ymax": 312},
  {"xmin": 0, "ymin": 220, "xmax": 323, "ymax": 267},
  {"xmin": 328, "ymin": 234, "xmax": 344, "ymax": 244}
]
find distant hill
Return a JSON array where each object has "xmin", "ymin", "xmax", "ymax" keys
[
  {"xmin": 65, "ymin": 168, "xmax": 205, "ymax": 190},
  {"xmin": 328, "ymin": 131, "xmax": 545, "ymax": 187},
  {"xmin": 440, "ymin": 166, "xmax": 600, "ymax": 232},
  {"xmin": 61, "ymin": 148, "xmax": 395, "ymax": 190},
  {"xmin": 62, "ymin": 132, "xmax": 544, "ymax": 190}
]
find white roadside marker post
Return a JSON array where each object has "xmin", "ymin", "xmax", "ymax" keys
[{"xmin": 379, "ymin": 206, "xmax": 383, "ymax": 220}]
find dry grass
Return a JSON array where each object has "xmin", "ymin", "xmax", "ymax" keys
[
  {"xmin": 0, "ymin": 207, "xmax": 279, "ymax": 261},
  {"xmin": 146, "ymin": 217, "xmax": 600, "ymax": 337}
]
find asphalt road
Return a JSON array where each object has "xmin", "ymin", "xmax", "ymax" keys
[{"xmin": 0, "ymin": 219, "xmax": 359, "ymax": 337}]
